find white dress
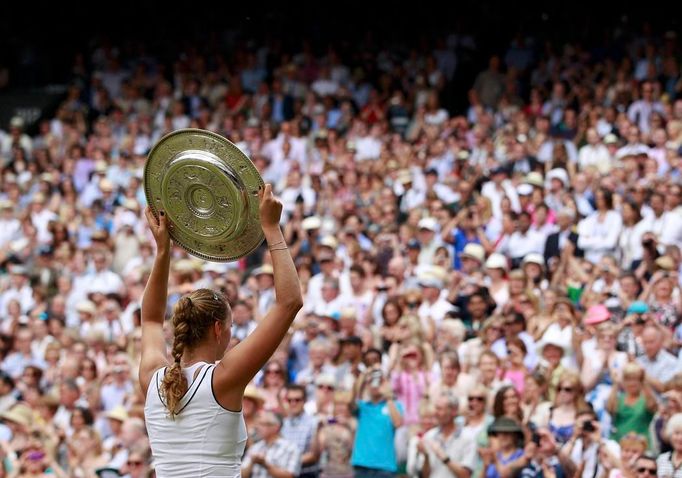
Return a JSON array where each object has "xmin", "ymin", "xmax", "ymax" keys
[{"xmin": 145, "ymin": 362, "xmax": 247, "ymax": 477}]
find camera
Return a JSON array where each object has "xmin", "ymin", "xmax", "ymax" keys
[
  {"xmin": 582, "ymin": 420, "xmax": 596, "ymax": 433},
  {"xmin": 531, "ymin": 431, "xmax": 541, "ymax": 446},
  {"xmin": 369, "ymin": 369, "xmax": 383, "ymax": 388}
]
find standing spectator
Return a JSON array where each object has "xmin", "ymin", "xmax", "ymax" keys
[
  {"xmin": 351, "ymin": 367, "xmax": 403, "ymax": 478},
  {"xmin": 282, "ymin": 385, "xmax": 320, "ymax": 478}
]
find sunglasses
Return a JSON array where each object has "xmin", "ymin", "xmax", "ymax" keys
[
  {"xmin": 317, "ymin": 385, "xmax": 334, "ymax": 390},
  {"xmin": 558, "ymin": 386, "xmax": 574, "ymax": 393},
  {"xmin": 127, "ymin": 461, "xmax": 144, "ymax": 467},
  {"xmin": 468, "ymin": 396, "xmax": 486, "ymax": 402},
  {"xmin": 637, "ymin": 468, "xmax": 657, "ymax": 476}
]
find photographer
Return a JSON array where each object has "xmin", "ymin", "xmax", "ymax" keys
[
  {"xmin": 350, "ymin": 367, "xmax": 404, "ymax": 478},
  {"xmin": 561, "ymin": 410, "xmax": 621, "ymax": 478},
  {"xmin": 520, "ymin": 426, "xmax": 576, "ymax": 478}
]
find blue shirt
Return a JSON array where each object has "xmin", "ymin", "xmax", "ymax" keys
[
  {"xmin": 351, "ymin": 400, "xmax": 404, "ymax": 472},
  {"xmin": 451, "ymin": 228, "xmax": 480, "ymax": 270},
  {"xmin": 486, "ymin": 449, "xmax": 524, "ymax": 478}
]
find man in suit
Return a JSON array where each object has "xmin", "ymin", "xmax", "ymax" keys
[{"xmin": 544, "ymin": 207, "xmax": 582, "ymax": 264}]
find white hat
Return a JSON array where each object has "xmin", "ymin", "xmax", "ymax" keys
[
  {"xmin": 418, "ymin": 217, "xmax": 438, "ymax": 232},
  {"xmin": 461, "ymin": 243, "xmax": 485, "ymax": 264},
  {"xmin": 302, "ymin": 216, "xmax": 322, "ymax": 230},
  {"xmin": 557, "ymin": 207, "xmax": 576, "ymax": 219},
  {"xmin": 76, "ymin": 300, "xmax": 97, "ymax": 315},
  {"xmin": 517, "ymin": 184, "xmax": 533, "ymax": 196},
  {"xmin": 604, "ymin": 134, "xmax": 619, "ymax": 145},
  {"xmin": 94, "ymin": 160, "xmax": 108, "ymax": 173},
  {"xmin": 485, "ymin": 253, "xmax": 508, "ymax": 270},
  {"xmin": 525, "ymin": 172, "xmax": 544, "ymax": 188},
  {"xmin": 319, "ymin": 236, "xmax": 338, "ymax": 249},
  {"xmin": 522, "ymin": 253, "xmax": 545, "ymax": 267},
  {"xmin": 105, "ymin": 405, "xmax": 129, "ymax": 422},
  {"xmin": 121, "ymin": 198, "xmax": 139, "ymax": 210},
  {"xmin": 203, "ymin": 262, "xmax": 228, "ymax": 274},
  {"xmin": 9, "ymin": 117, "xmax": 24, "ymax": 129},
  {"xmin": 536, "ymin": 328, "xmax": 568, "ymax": 355},
  {"xmin": 252, "ymin": 264, "xmax": 274, "ymax": 276},
  {"xmin": 416, "ymin": 265, "xmax": 447, "ymax": 288},
  {"xmin": 546, "ymin": 168, "xmax": 569, "ymax": 187},
  {"xmin": 397, "ymin": 169, "xmax": 413, "ymax": 184}
]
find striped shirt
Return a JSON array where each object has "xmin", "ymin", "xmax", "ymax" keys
[
  {"xmin": 657, "ymin": 451, "xmax": 682, "ymax": 478},
  {"xmin": 243, "ymin": 436, "xmax": 301, "ymax": 478}
]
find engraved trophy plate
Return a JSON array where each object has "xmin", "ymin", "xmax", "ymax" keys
[{"xmin": 143, "ymin": 129, "xmax": 264, "ymax": 262}]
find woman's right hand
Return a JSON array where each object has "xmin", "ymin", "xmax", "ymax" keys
[{"xmin": 259, "ymin": 184, "xmax": 283, "ymax": 231}]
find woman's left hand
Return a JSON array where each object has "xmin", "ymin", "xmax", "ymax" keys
[{"xmin": 144, "ymin": 206, "xmax": 170, "ymax": 253}]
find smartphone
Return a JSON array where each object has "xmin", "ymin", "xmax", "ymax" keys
[
  {"xmin": 582, "ymin": 421, "xmax": 596, "ymax": 433},
  {"xmin": 532, "ymin": 432, "xmax": 541, "ymax": 446}
]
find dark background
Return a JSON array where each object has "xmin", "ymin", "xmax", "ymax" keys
[{"xmin": 1, "ymin": 2, "xmax": 679, "ymax": 128}]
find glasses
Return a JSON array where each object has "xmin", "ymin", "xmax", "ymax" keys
[
  {"xmin": 287, "ymin": 397, "xmax": 304, "ymax": 403},
  {"xmin": 637, "ymin": 468, "xmax": 657, "ymax": 476},
  {"xmin": 127, "ymin": 461, "xmax": 144, "ymax": 467},
  {"xmin": 468, "ymin": 396, "xmax": 486, "ymax": 402},
  {"xmin": 558, "ymin": 386, "xmax": 574, "ymax": 393}
]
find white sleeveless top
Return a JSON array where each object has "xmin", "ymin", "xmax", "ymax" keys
[{"xmin": 145, "ymin": 362, "xmax": 247, "ymax": 478}]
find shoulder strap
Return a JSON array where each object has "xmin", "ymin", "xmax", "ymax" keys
[{"xmin": 155, "ymin": 363, "xmax": 212, "ymax": 413}]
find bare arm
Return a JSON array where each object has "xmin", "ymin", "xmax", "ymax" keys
[
  {"xmin": 386, "ymin": 397, "xmax": 403, "ymax": 428},
  {"xmin": 581, "ymin": 353, "xmax": 606, "ymax": 392},
  {"xmin": 215, "ymin": 185, "xmax": 303, "ymax": 393},
  {"xmin": 605, "ymin": 386, "xmax": 619, "ymax": 415},
  {"xmin": 139, "ymin": 208, "xmax": 171, "ymax": 396},
  {"xmin": 643, "ymin": 383, "xmax": 658, "ymax": 412}
]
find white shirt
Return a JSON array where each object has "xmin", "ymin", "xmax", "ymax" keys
[
  {"xmin": 650, "ymin": 212, "xmax": 682, "ymax": 249},
  {"xmin": 0, "ymin": 218, "xmax": 21, "ymax": 248},
  {"xmin": 0, "ymin": 285, "xmax": 35, "ymax": 316},
  {"xmin": 578, "ymin": 144, "xmax": 612, "ymax": 173},
  {"xmin": 145, "ymin": 363, "xmax": 246, "ymax": 477},
  {"xmin": 31, "ymin": 209, "xmax": 58, "ymax": 244},
  {"xmin": 577, "ymin": 211, "xmax": 623, "ymax": 263},
  {"xmin": 482, "ymin": 180, "xmax": 521, "ymax": 218},
  {"xmin": 86, "ymin": 270, "xmax": 124, "ymax": 296},
  {"xmin": 618, "ymin": 219, "xmax": 652, "ymax": 269},
  {"xmin": 496, "ymin": 230, "xmax": 546, "ymax": 259},
  {"xmin": 418, "ymin": 298, "xmax": 456, "ymax": 326},
  {"xmin": 627, "ymin": 100, "xmax": 665, "ymax": 134}
]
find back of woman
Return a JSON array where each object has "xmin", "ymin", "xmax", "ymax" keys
[
  {"xmin": 145, "ymin": 362, "xmax": 247, "ymax": 477},
  {"xmin": 139, "ymin": 186, "xmax": 303, "ymax": 478}
]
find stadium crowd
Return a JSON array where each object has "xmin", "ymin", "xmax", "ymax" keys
[{"xmin": 0, "ymin": 21, "xmax": 682, "ymax": 478}]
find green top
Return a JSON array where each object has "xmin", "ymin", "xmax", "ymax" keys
[{"xmin": 611, "ymin": 393, "xmax": 654, "ymax": 445}]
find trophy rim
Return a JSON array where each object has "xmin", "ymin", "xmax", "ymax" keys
[{"xmin": 143, "ymin": 128, "xmax": 264, "ymax": 262}]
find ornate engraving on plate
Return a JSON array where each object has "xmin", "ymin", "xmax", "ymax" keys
[{"xmin": 143, "ymin": 129, "xmax": 264, "ymax": 262}]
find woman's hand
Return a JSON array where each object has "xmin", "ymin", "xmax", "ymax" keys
[
  {"xmin": 144, "ymin": 206, "xmax": 170, "ymax": 253},
  {"xmin": 259, "ymin": 184, "xmax": 283, "ymax": 232}
]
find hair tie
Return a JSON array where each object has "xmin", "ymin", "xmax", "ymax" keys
[
  {"xmin": 213, "ymin": 294, "xmax": 219, "ymax": 301},
  {"xmin": 187, "ymin": 297, "xmax": 193, "ymax": 306}
]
